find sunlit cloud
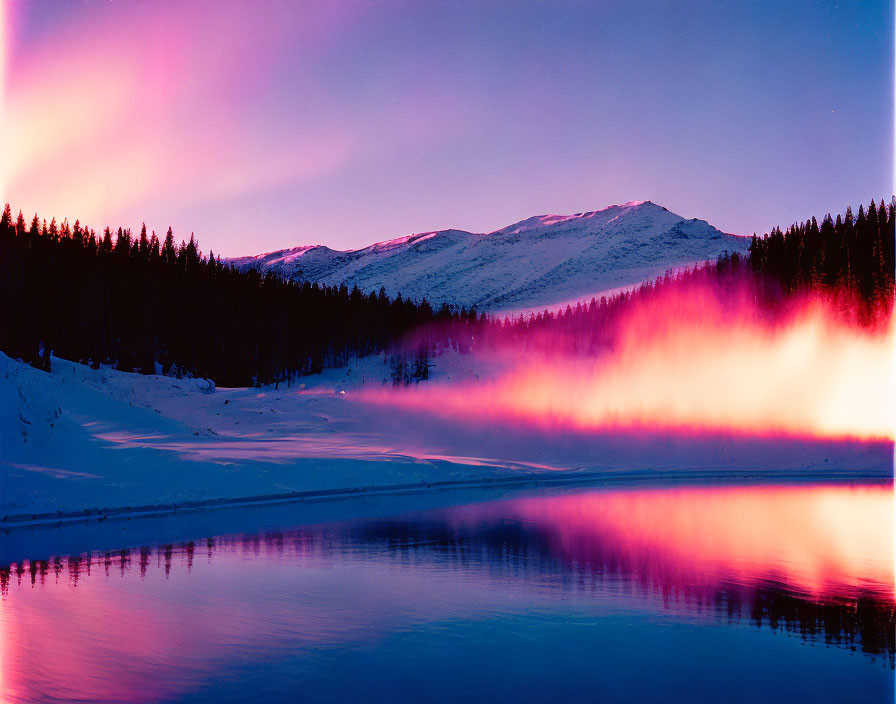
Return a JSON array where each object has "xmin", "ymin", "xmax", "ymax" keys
[
  {"xmin": 0, "ymin": 0, "xmax": 10, "ymax": 202},
  {"xmin": 1, "ymin": 1, "xmax": 889, "ymax": 253},
  {"xmin": 0, "ymin": 1, "xmax": 499, "ymax": 252},
  {"xmin": 1, "ymin": 1, "xmax": 362, "ymax": 235}
]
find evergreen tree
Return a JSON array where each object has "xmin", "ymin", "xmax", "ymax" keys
[{"xmin": 0, "ymin": 203, "xmax": 469, "ymax": 385}]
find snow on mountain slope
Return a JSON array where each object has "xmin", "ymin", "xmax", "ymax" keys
[{"xmin": 230, "ymin": 201, "xmax": 750, "ymax": 311}]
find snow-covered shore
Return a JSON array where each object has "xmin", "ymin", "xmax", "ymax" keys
[
  {"xmin": 2, "ymin": 352, "xmax": 890, "ymax": 526},
  {"xmin": 0, "ymin": 353, "xmax": 523, "ymax": 524}
]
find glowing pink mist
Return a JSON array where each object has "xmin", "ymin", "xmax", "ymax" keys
[{"xmin": 362, "ymin": 279, "xmax": 895, "ymax": 441}]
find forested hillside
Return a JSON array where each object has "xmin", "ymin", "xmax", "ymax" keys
[
  {"xmin": 0, "ymin": 198, "xmax": 891, "ymax": 386},
  {"xmin": 748, "ymin": 198, "xmax": 894, "ymax": 313},
  {"xmin": 0, "ymin": 206, "xmax": 479, "ymax": 386},
  {"xmin": 485, "ymin": 198, "xmax": 895, "ymax": 353}
]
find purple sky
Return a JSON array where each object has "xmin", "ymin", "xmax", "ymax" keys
[{"xmin": 2, "ymin": 0, "xmax": 892, "ymax": 256}]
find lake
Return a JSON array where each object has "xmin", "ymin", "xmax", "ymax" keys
[{"xmin": 1, "ymin": 481, "xmax": 892, "ymax": 703}]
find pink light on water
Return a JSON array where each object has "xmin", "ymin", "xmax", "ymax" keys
[{"xmin": 451, "ymin": 483, "xmax": 895, "ymax": 601}]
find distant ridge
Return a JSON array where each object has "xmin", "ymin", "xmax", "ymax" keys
[{"xmin": 230, "ymin": 201, "xmax": 749, "ymax": 312}]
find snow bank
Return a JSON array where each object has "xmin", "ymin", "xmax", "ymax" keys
[
  {"xmin": 1, "ymin": 352, "xmax": 889, "ymax": 526},
  {"xmin": 0, "ymin": 353, "xmax": 570, "ymax": 524}
]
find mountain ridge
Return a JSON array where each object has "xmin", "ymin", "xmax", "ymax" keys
[{"xmin": 230, "ymin": 201, "xmax": 749, "ymax": 312}]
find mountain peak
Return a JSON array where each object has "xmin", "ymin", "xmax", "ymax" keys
[
  {"xmin": 230, "ymin": 200, "xmax": 747, "ymax": 312},
  {"xmin": 490, "ymin": 200, "xmax": 669, "ymax": 237}
]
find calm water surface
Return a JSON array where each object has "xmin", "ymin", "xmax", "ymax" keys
[{"xmin": 1, "ymin": 482, "xmax": 893, "ymax": 703}]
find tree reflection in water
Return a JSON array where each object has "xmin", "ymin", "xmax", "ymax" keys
[{"xmin": 3, "ymin": 483, "xmax": 893, "ymax": 668}]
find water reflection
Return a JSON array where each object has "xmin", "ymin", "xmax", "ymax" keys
[{"xmin": 1, "ymin": 483, "xmax": 892, "ymax": 703}]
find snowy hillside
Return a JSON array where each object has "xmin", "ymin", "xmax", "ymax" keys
[{"xmin": 231, "ymin": 201, "xmax": 750, "ymax": 311}]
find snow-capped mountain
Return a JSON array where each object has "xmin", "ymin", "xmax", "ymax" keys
[{"xmin": 231, "ymin": 201, "xmax": 749, "ymax": 312}]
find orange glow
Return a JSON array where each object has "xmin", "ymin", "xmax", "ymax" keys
[{"xmin": 364, "ymin": 287, "xmax": 895, "ymax": 441}]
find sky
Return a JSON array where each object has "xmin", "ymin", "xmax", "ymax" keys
[{"xmin": 1, "ymin": 0, "xmax": 892, "ymax": 257}]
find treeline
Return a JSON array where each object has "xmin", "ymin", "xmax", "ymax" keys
[
  {"xmin": 483, "ymin": 197, "xmax": 895, "ymax": 351},
  {"xmin": 1, "ymin": 197, "xmax": 891, "ymax": 384},
  {"xmin": 0, "ymin": 205, "xmax": 480, "ymax": 386},
  {"xmin": 477, "ymin": 254, "xmax": 753, "ymax": 355},
  {"xmin": 748, "ymin": 197, "xmax": 894, "ymax": 320}
]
